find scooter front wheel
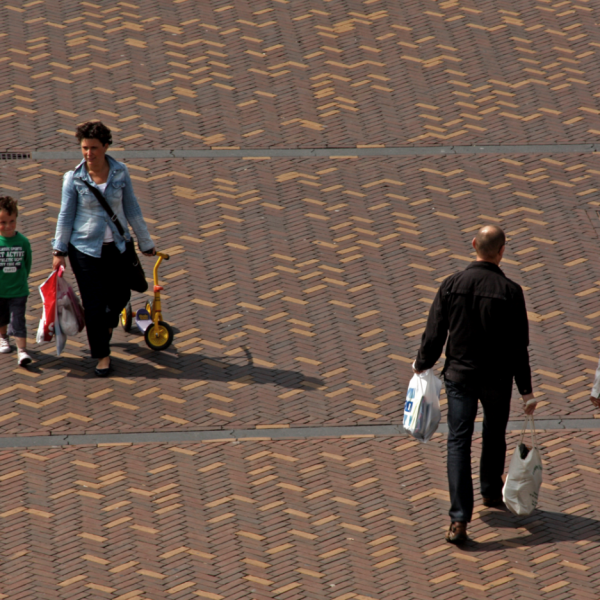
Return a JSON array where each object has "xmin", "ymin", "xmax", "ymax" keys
[
  {"xmin": 121, "ymin": 302, "xmax": 133, "ymax": 332},
  {"xmin": 144, "ymin": 320, "xmax": 174, "ymax": 351}
]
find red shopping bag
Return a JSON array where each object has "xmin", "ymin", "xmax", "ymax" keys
[
  {"xmin": 37, "ymin": 267, "xmax": 85, "ymax": 356},
  {"xmin": 57, "ymin": 270, "xmax": 85, "ymax": 335},
  {"xmin": 36, "ymin": 269, "xmax": 59, "ymax": 343}
]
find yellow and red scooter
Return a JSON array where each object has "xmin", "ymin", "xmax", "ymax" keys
[{"xmin": 121, "ymin": 252, "xmax": 174, "ymax": 351}]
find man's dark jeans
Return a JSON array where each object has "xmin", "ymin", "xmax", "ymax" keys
[{"xmin": 445, "ymin": 378, "xmax": 512, "ymax": 523}]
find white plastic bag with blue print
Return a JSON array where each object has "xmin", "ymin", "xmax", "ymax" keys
[{"xmin": 403, "ymin": 370, "xmax": 442, "ymax": 442}]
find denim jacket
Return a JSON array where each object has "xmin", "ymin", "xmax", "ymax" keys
[{"xmin": 53, "ymin": 155, "xmax": 154, "ymax": 258}]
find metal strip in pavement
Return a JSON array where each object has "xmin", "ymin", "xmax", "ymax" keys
[
  {"xmin": 0, "ymin": 418, "xmax": 598, "ymax": 449},
  {"xmin": 29, "ymin": 144, "xmax": 600, "ymax": 161}
]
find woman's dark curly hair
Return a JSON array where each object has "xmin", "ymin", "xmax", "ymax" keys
[{"xmin": 75, "ymin": 121, "xmax": 112, "ymax": 146}]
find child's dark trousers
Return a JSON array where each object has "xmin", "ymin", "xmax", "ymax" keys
[{"xmin": 0, "ymin": 296, "xmax": 27, "ymax": 338}]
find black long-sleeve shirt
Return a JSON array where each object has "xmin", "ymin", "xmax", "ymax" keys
[{"xmin": 415, "ymin": 261, "xmax": 532, "ymax": 395}]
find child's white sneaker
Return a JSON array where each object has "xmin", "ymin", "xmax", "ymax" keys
[
  {"xmin": 17, "ymin": 349, "xmax": 32, "ymax": 366},
  {"xmin": 0, "ymin": 336, "xmax": 11, "ymax": 354}
]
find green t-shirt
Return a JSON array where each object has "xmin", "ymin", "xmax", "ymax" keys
[{"xmin": 0, "ymin": 232, "xmax": 32, "ymax": 298}]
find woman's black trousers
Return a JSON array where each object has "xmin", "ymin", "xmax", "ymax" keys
[{"xmin": 68, "ymin": 242, "xmax": 131, "ymax": 359}]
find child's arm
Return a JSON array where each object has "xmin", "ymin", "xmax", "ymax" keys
[{"xmin": 25, "ymin": 237, "xmax": 32, "ymax": 277}]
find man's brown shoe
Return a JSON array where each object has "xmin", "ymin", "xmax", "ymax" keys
[
  {"xmin": 482, "ymin": 496, "xmax": 504, "ymax": 508},
  {"xmin": 445, "ymin": 522, "xmax": 468, "ymax": 544}
]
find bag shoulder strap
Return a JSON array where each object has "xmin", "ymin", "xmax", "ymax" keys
[{"xmin": 80, "ymin": 179, "xmax": 126, "ymax": 237}]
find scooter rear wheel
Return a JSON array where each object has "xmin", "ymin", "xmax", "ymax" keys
[
  {"xmin": 144, "ymin": 320, "xmax": 174, "ymax": 351},
  {"xmin": 121, "ymin": 302, "xmax": 133, "ymax": 332}
]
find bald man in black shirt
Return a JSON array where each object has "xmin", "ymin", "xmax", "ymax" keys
[{"xmin": 414, "ymin": 225, "xmax": 536, "ymax": 544}]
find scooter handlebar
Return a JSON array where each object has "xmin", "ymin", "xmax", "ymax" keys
[{"xmin": 157, "ymin": 252, "xmax": 170, "ymax": 260}]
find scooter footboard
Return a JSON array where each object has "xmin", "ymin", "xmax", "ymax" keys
[{"xmin": 135, "ymin": 308, "xmax": 153, "ymax": 332}]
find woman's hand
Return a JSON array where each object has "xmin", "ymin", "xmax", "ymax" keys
[
  {"xmin": 142, "ymin": 247, "xmax": 156, "ymax": 257},
  {"xmin": 52, "ymin": 255, "xmax": 67, "ymax": 271},
  {"xmin": 591, "ymin": 395, "xmax": 600, "ymax": 409}
]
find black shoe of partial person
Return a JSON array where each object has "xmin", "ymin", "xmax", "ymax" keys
[
  {"xmin": 445, "ymin": 522, "xmax": 468, "ymax": 544},
  {"xmin": 94, "ymin": 360, "xmax": 112, "ymax": 378},
  {"xmin": 482, "ymin": 496, "xmax": 504, "ymax": 508}
]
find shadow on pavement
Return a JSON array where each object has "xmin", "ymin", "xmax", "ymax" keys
[
  {"xmin": 35, "ymin": 345, "xmax": 324, "ymax": 390},
  {"xmin": 466, "ymin": 509, "xmax": 600, "ymax": 549}
]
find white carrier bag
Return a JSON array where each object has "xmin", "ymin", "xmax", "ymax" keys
[
  {"xmin": 502, "ymin": 416, "xmax": 543, "ymax": 516},
  {"xmin": 403, "ymin": 370, "xmax": 442, "ymax": 442}
]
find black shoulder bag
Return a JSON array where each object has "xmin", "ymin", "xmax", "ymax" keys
[{"xmin": 81, "ymin": 179, "xmax": 149, "ymax": 293}]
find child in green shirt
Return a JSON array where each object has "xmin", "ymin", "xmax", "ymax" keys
[{"xmin": 0, "ymin": 196, "xmax": 32, "ymax": 366}]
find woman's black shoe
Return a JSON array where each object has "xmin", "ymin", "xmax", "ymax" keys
[{"xmin": 94, "ymin": 360, "xmax": 112, "ymax": 377}]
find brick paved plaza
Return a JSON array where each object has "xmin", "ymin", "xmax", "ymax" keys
[{"xmin": 1, "ymin": 0, "xmax": 600, "ymax": 598}]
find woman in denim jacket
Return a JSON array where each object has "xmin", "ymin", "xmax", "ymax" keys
[{"xmin": 52, "ymin": 121, "xmax": 155, "ymax": 376}]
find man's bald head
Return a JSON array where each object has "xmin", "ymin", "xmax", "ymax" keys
[{"xmin": 474, "ymin": 225, "xmax": 506, "ymax": 261}]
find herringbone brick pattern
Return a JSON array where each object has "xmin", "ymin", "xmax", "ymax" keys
[
  {"xmin": 2, "ymin": 0, "xmax": 600, "ymax": 150},
  {"xmin": 1, "ymin": 154, "xmax": 599, "ymax": 434},
  {"xmin": 1, "ymin": 433, "xmax": 599, "ymax": 599},
  {"xmin": 2, "ymin": 2, "xmax": 600, "ymax": 597}
]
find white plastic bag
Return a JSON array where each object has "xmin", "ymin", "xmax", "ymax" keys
[
  {"xmin": 403, "ymin": 370, "xmax": 442, "ymax": 442},
  {"xmin": 502, "ymin": 416, "xmax": 542, "ymax": 515},
  {"xmin": 57, "ymin": 295, "xmax": 79, "ymax": 336},
  {"xmin": 55, "ymin": 268, "xmax": 85, "ymax": 355}
]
